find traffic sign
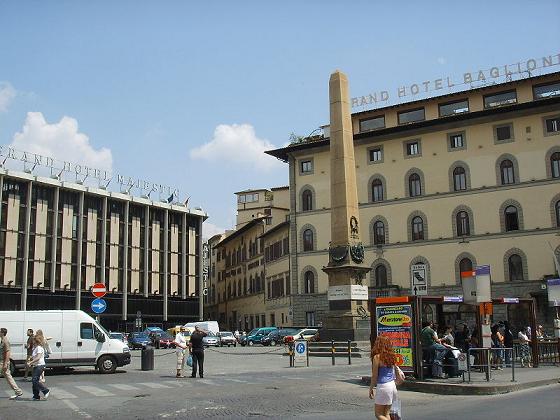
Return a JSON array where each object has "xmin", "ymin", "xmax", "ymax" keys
[
  {"xmin": 410, "ymin": 264, "xmax": 428, "ymax": 296},
  {"xmin": 91, "ymin": 283, "xmax": 107, "ymax": 298},
  {"xmin": 91, "ymin": 298, "xmax": 107, "ymax": 314},
  {"xmin": 293, "ymin": 339, "xmax": 308, "ymax": 367}
]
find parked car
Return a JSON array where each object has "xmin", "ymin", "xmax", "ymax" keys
[
  {"xmin": 109, "ymin": 332, "xmax": 129, "ymax": 346},
  {"xmin": 128, "ymin": 332, "xmax": 151, "ymax": 349},
  {"xmin": 158, "ymin": 332, "xmax": 176, "ymax": 348},
  {"xmin": 283, "ymin": 328, "xmax": 319, "ymax": 344},
  {"xmin": 218, "ymin": 331, "xmax": 237, "ymax": 347},
  {"xmin": 261, "ymin": 328, "xmax": 299, "ymax": 346},
  {"xmin": 202, "ymin": 331, "xmax": 220, "ymax": 347},
  {"xmin": 240, "ymin": 327, "xmax": 278, "ymax": 346}
]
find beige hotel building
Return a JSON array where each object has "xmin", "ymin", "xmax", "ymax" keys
[
  {"xmin": 0, "ymin": 169, "xmax": 207, "ymax": 331},
  {"xmin": 266, "ymin": 71, "xmax": 560, "ymax": 331}
]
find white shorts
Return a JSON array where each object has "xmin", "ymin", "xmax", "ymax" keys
[
  {"xmin": 176, "ymin": 351, "xmax": 185, "ymax": 370},
  {"xmin": 375, "ymin": 380, "xmax": 397, "ymax": 406}
]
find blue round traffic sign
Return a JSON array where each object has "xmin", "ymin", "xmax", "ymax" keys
[
  {"xmin": 295, "ymin": 342, "xmax": 306, "ymax": 354},
  {"xmin": 91, "ymin": 298, "xmax": 107, "ymax": 314}
]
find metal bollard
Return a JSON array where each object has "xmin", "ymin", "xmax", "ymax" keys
[
  {"xmin": 331, "ymin": 340, "xmax": 336, "ymax": 366},
  {"xmin": 141, "ymin": 345, "xmax": 154, "ymax": 371},
  {"xmin": 347, "ymin": 340, "xmax": 352, "ymax": 365},
  {"xmin": 288, "ymin": 343, "xmax": 294, "ymax": 367}
]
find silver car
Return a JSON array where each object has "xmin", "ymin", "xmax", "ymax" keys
[{"xmin": 202, "ymin": 331, "xmax": 220, "ymax": 347}]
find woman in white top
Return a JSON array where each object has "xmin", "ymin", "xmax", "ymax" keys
[{"xmin": 27, "ymin": 336, "xmax": 50, "ymax": 400}]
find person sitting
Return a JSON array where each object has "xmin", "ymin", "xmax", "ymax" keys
[{"xmin": 421, "ymin": 321, "xmax": 448, "ymax": 378}]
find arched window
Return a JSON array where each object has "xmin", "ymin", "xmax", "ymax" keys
[
  {"xmin": 504, "ymin": 206, "xmax": 519, "ymax": 231},
  {"xmin": 459, "ymin": 258, "xmax": 473, "ymax": 274},
  {"xmin": 551, "ymin": 152, "xmax": 560, "ymax": 179},
  {"xmin": 374, "ymin": 264, "xmax": 388, "ymax": 287},
  {"xmin": 371, "ymin": 179, "xmax": 384, "ymax": 202},
  {"xmin": 500, "ymin": 159, "xmax": 515, "ymax": 185},
  {"xmin": 303, "ymin": 229, "xmax": 314, "ymax": 251},
  {"xmin": 373, "ymin": 221, "xmax": 385, "ymax": 245},
  {"xmin": 304, "ymin": 271, "xmax": 315, "ymax": 294},
  {"xmin": 302, "ymin": 189, "xmax": 313, "ymax": 211},
  {"xmin": 408, "ymin": 173, "xmax": 422, "ymax": 197},
  {"xmin": 508, "ymin": 254, "xmax": 523, "ymax": 281},
  {"xmin": 453, "ymin": 166, "xmax": 467, "ymax": 191},
  {"xmin": 411, "ymin": 216, "xmax": 424, "ymax": 240},
  {"xmin": 456, "ymin": 211, "xmax": 470, "ymax": 236},
  {"xmin": 555, "ymin": 201, "xmax": 560, "ymax": 227}
]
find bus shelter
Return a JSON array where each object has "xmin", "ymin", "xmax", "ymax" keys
[{"xmin": 369, "ymin": 295, "xmax": 538, "ymax": 379}]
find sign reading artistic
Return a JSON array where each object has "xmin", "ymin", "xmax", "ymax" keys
[
  {"xmin": 0, "ymin": 146, "xmax": 180, "ymax": 199},
  {"xmin": 202, "ymin": 243, "xmax": 209, "ymax": 296},
  {"xmin": 352, "ymin": 52, "xmax": 560, "ymax": 109},
  {"xmin": 376, "ymin": 305, "xmax": 413, "ymax": 368}
]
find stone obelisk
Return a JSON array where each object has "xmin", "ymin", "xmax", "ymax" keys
[{"xmin": 322, "ymin": 70, "xmax": 370, "ymax": 341}]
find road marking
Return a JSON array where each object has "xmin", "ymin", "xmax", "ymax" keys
[
  {"xmin": 109, "ymin": 384, "xmax": 140, "ymax": 391},
  {"xmin": 75, "ymin": 385, "xmax": 113, "ymax": 397},
  {"xmin": 226, "ymin": 378, "xmax": 248, "ymax": 383},
  {"xmin": 52, "ymin": 388, "xmax": 78, "ymax": 399},
  {"xmin": 163, "ymin": 380, "xmax": 191, "ymax": 387},
  {"xmin": 137, "ymin": 382, "xmax": 173, "ymax": 389},
  {"xmin": 62, "ymin": 399, "xmax": 92, "ymax": 419}
]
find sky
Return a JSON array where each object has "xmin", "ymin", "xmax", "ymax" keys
[{"xmin": 1, "ymin": 0, "xmax": 559, "ymax": 238}]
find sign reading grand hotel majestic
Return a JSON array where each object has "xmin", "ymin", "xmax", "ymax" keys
[
  {"xmin": 0, "ymin": 146, "xmax": 180, "ymax": 199},
  {"xmin": 352, "ymin": 52, "xmax": 560, "ymax": 109}
]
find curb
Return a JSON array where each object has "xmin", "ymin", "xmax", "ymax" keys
[{"xmin": 360, "ymin": 376, "xmax": 560, "ymax": 395}]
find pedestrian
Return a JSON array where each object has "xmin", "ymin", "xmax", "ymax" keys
[
  {"xmin": 23, "ymin": 328, "xmax": 34, "ymax": 381},
  {"xmin": 27, "ymin": 335, "xmax": 50, "ymax": 401},
  {"xmin": 536, "ymin": 324, "xmax": 544, "ymax": 340},
  {"xmin": 442, "ymin": 326, "xmax": 454, "ymax": 347},
  {"xmin": 35, "ymin": 329, "xmax": 52, "ymax": 384},
  {"xmin": 174, "ymin": 327, "xmax": 189, "ymax": 378},
  {"xmin": 0, "ymin": 328, "xmax": 24, "ymax": 400},
  {"xmin": 518, "ymin": 326, "xmax": 532, "ymax": 368},
  {"xmin": 369, "ymin": 335, "xmax": 403, "ymax": 420},
  {"xmin": 234, "ymin": 330, "xmax": 240, "ymax": 342},
  {"xmin": 490, "ymin": 324, "xmax": 504, "ymax": 369},
  {"xmin": 189, "ymin": 325, "xmax": 207, "ymax": 378},
  {"xmin": 503, "ymin": 321, "xmax": 514, "ymax": 367}
]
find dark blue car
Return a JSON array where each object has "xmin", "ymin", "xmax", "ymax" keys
[{"xmin": 128, "ymin": 332, "xmax": 151, "ymax": 349}]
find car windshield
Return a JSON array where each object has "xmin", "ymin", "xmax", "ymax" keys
[
  {"xmin": 133, "ymin": 333, "xmax": 148, "ymax": 339},
  {"xmin": 279, "ymin": 329, "xmax": 299, "ymax": 336},
  {"xmin": 221, "ymin": 332, "xmax": 233, "ymax": 337},
  {"xmin": 207, "ymin": 332, "xmax": 216, "ymax": 337},
  {"xmin": 159, "ymin": 332, "xmax": 173, "ymax": 339},
  {"xmin": 247, "ymin": 329, "xmax": 259, "ymax": 336},
  {"xmin": 110, "ymin": 333, "xmax": 123, "ymax": 339}
]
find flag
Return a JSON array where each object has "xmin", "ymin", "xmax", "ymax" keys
[
  {"xmin": 548, "ymin": 242, "xmax": 560, "ymax": 276},
  {"xmin": 166, "ymin": 193, "xmax": 174, "ymax": 203},
  {"xmin": 184, "ymin": 196, "xmax": 190, "ymax": 207}
]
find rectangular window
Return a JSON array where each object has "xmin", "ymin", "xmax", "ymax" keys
[
  {"xmin": 544, "ymin": 116, "xmax": 560, "ymax": 134},
  {"xmin": 533, "ymin": 82, "xmax": 560, "ymax": 100},
  {"xmin": 406, "ymin": 141, "xmax": 420, "ymax": 156},
  {"xmin": 449, "ymin": 132, "xmax": 465, "ymax": 149},
  {"xmin": 439, "ymin": 99, "xmax": 469, "ymax": 117},
  {"xmin": 359, "ymin": 115, "xmax": 385, "ymax": 132},
  {"xmin": 300, "ymin": 160, "xmax": 313, "ymax": 173},
  {"xmin": 305, "ymin": 311, "xmax": 316, "ymax": 326},
  {"xmin": 494, "ymin": 123, "xmax": 514, "ymax": 142},
  {"xmin": 484, "ymin": 90, "xmax": 517, "ymax": 109},
  {"xmin": 369, "ymin": 148, "xmax": 383, "ymax": 162},
  {"xmin": 398, "ymin": 108, "xmax": 425, "ymax": 125}
]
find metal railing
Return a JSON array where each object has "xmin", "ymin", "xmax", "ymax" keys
[{"xmin": 466, "ymin": 347, "xmax": 515, "ymax": 383}]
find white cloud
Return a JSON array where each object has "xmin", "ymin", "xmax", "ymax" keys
[
  {"xmin": 189, "ymin": 124, "xmax": 282, "ymax": 171},
  {"xmin": 202, "ymin": 221, "xmax": 226, "ymax": 240},
  {"xmin": 10, "ymin": 112, "xmax": 113, "ymax": 171},
  {"xmin": 437, "ymin": 57, "xmax": 447, "ymax": 65},
  {"xmin": 0, "ymin": 82, "xmax": 16, "ymax": 112}
]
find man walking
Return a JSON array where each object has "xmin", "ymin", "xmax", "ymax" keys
[
  {"xmin": 23, "ymin": 329, "xmax": 34, "ymax": 381},
  {"xmin": 0, "ymin": 328, "xmax": 23, "ymax": 400},
  {"xmin": 189, "ymin": 326, "xmax": 207, "ymax": 378}
]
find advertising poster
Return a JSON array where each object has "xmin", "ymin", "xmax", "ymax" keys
[{"xmin": 376, "ymin": 305, "xmax": 414, "ymax": 368}]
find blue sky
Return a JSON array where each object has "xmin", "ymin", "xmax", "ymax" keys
[{"xmin": 1, "ymin": 0, "xmax": 559, "ymax": 237}]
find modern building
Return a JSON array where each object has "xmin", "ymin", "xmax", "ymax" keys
[
  {"xmin": 0, "ymin": 168, "xmax": 207, "ymax": 331},
  {"xmin": 266, "ymin": 71, "xmax": 560, "ymax": 330}
]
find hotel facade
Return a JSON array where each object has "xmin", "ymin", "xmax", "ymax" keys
[
  {"xmin": 0, "ymin": 168, "xmax": 207, "ymax": 331},
  {"xmin": 266, "ymin": 72, "xmax": 560, "ymax": 330}
]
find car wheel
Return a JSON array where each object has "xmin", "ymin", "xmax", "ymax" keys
[
  {"xmin": 248, "ymin": 340, "xmax": 254, "ymax": 346},
  {"xmin": 220, "ymin": 343, "xmax": 223, "ymax": 347},
  {"xmin": 97, "ymin": 355, "xmax": 117, "ymax": 374},
  {"xmin": 270, "ymin": 340, "xmax": 277, "ymax": 346},
  {"xmin": 234, "ymin": 343, "xmax": 237, "ymax": 347}
]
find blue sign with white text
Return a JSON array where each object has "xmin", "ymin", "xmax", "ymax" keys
[{"xmin": 91, "ymin": 298, "xmax": 107, "ymax": 314}]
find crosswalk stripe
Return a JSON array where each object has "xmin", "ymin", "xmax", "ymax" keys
[
  {"xmin": 52, "ymin": 388, "xmax": 78, "ymax": 399},
  {"xmin": 137, "ymin": 382, "xmax": 172, "ymax": 389},
  {"xmin": 109, "ymin": 384, "xmax": 139, "ymax": 391},
  {"xmin": 227, "ymin": 378, "xmax": 248, "ymax": 383},
  {"xmin": 162, "ymin": 380, "xmax": 191, "ymax": 387},
  {"xmin": 75, "ymin": 385, "xmax": 113, "ymax": 397}
]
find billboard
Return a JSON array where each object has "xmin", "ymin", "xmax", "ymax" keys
[{"xmin": 375, "ymin": 305, "xmax": 414, "ymax": 368}]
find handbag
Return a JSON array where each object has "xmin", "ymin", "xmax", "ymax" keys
[
  {"xmin": 389, "ymin": 396, "xmax": 402, "ymax": 420},
  {"xmin": 186, "ymin": 355, "xmax": 193, "ymax": 367},
  {"xmin": 394, "ymin": 365, "xmax": 405, "ymax": 386}
]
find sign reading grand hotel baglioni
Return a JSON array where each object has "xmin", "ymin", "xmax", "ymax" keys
[{"xmin": 0, "ymin": 146, "xmax": 180, "ymax": 200}]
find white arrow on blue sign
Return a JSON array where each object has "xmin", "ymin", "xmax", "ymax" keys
[{"xmin": 91, "ymin": 298, "xmax": 107, "ymax": 314}]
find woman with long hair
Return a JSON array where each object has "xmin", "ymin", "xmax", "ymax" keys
[
  {"xmin": 369, "ymin": 335, "xmax": 399, "ymax": 420},
  {"xmin": 34, "ymin": 329, "xmax": 52, "ymax": 383}
]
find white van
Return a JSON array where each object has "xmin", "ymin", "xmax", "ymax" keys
[
  {"xmin": 184, "ymin": 321, "xmax": 219, "ymax": 334},
  {"xmin": 0, "ymin": 310, "xmax": 130, "ymax": 374}
]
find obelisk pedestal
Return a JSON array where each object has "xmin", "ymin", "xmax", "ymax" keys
[{"xmin": 322, "ymin": 70, "xmax": 371, "ymax": 341}]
